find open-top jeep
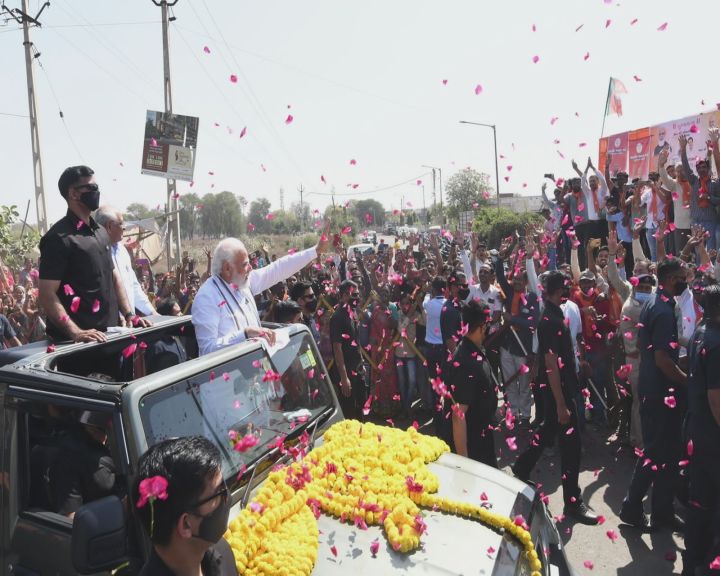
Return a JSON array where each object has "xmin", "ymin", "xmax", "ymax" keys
[{"xmin": 0, "ymin": 316, "xmax": 576, "ymax": 575}]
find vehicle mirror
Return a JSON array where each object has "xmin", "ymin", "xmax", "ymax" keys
[{"xmin": 71, "ymin": 496, "xmax": 128, "ymax": 574}]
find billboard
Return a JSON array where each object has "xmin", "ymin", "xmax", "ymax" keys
[
  {"xmin": 141, "ymin": 110, "xmax": 199, "ymax": 181},
  {"xmin": 599, "ymin": 108, "xmax": 720, "ymax": 180}
]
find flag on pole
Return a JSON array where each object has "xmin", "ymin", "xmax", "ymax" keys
[{"xmin": 605, "ymin": 77, "xmax": 628, "ymax": 117}]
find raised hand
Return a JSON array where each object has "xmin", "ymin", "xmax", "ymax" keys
[
  {"xmin": 659, "ymin": 148, "xmax": 669, "ymax": 166},
  {"xmin": 679, "ymin": 134, "xmax": 688, "ymax": 150},
  {"xmin": 607, "ymin": 229, "xmax": 618, "ymax": 254}
]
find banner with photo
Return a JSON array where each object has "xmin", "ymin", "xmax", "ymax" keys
[
  {"xmin": 601, "ymin": 108, "xmax": 720, "ymax": 179},
  {"xmin": 628, "ymin": 128, "xmax": 651, "ymax": 180},
  {"xmin": 141, "ymin": 110, "xmax": 199, "ymax": 181}
]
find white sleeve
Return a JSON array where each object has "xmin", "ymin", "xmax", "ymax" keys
[
  {"xmin": 525, "ymin": 257, "xmax": 540, "ymax": 297},
  {"xmin": 460, "ymin": 249, "xmax": 474, "ymax": 282},
  {"xmin": 132, "ymin": 275, "xmax": 156, "ymax": 315},
  {"xmin": 191, "ymin": 286, "xmax": 246, "ymax": 356},
  {"xmin": 248, "ymin": 247, "xmax": 317, "ymax": 296}
]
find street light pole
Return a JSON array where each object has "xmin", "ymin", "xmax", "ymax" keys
[
  {"xmin": 421, "ymin": 164, "xmax": 443, "ymax": 224},
  {"xmin": 459, "ymin": 120, "xmax": 501, "ymax": 212}
]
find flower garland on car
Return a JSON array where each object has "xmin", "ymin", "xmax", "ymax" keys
[{"xmin": 224, "ymin": 420, "xmax": 542, "ymax": 576}]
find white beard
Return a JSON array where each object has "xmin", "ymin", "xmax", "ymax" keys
[{"xmin": 232, "ymin": 274, "xmax": 249, "ymax": 292}]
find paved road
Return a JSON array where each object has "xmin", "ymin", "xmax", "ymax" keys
[{"xmin": 496, "ymin": 422, "xmax": 684, "ymax": 575}]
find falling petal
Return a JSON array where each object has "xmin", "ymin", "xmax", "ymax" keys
[
  {"xmin": 285, "ymin": 114, "xmax": 294, "ymax": 124},
  {"xmin": 70, "ymin": 296, "xmax": 80, "ymax": 314},
  {"xmin": 630, "ymin": 18, "xmax": 638, "ymax": 25},
  {"xmin": 239, "ymin": 126, "xmax": 247, "ymax": 138},
  {"xmin": 474, "ymin": 84, "xmax": 483, "ymax": 95},
  {"xmin": 605, "ymin": 19, "xmax": 611, "ymax": 28},
  {"xmin": 442, "ymin": 79, "xmax": 448, "ymax": 85},
  {"xmin": 583, "ymin": 52, "xmax": 590, "ymax": 61},
  {"xmin": 532, "ymin": 55, "xmax": 540, "ymax": 64},
  {"xmin": 203, "ymin": 46, "xmax": 211, "ymax": 54},
  {"xmin": 92, "ymin": 299, "xmax": 100, "ymax": 313},
  {"xmin": 229, "ymin": 74, "xmax": 238, "ymax": 83},
  {"xmin": 657, "ymin": 22, "xmax": 668, "ymax": 31}
]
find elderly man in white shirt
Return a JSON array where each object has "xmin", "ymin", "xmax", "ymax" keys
[
  {"xmin": 95, "ymin": 206, "xmax": 156, "ymax": 317},
  {"xmin": 192, "ymin": 224, "xmax": 330, "ymax": 356}
]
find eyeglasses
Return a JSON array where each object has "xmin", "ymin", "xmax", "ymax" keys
[{"xmin": 189, "ymin": 483, "xmax": 228, "ymax": 511}]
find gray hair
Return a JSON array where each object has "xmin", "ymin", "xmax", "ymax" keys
[
  {"xmin": 211, "ymin": 237, "xmax": 246, "ymax": 276},
  {"xmin": 94, "ymin": 205, "xmax": 122, "ymax": 227}
]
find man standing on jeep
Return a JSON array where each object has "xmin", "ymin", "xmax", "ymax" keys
[{"xmin": 38, "ymin": 166, "xmax": 149, "ymax": 342}]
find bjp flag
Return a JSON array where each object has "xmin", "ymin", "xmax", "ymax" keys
[{"xmin": 605, "ymin": 78, "xmax": 628, "ymax": 117}]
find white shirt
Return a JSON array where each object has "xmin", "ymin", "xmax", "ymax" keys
[
  {"xmin": 676, "ymin": 287, "xmax": 696, "ymax": 352},
  {"xmin": 466, "ymin": 283, "xmax": 502, "ymax": 314},
  {"xmin": 640, "ymin": 189, "xmax": 666, "ymax": 228},
  {"xmin": 580, "ymin": 168, "xmax": 610, "ymax": 221},
  {"xmin": 660, "ymin": 165, "xmax": 691, "ymax": 229},
  {"xmin": 423, "ymin": 294, "xmax": 446, "ymax": 345},
  {"xmin": 111, "ymin": 243, "xmax": 155, "ymax": 316},
  {"xmin": 192, "ymin": 246, "xmax": 317, "ymax": 356}
]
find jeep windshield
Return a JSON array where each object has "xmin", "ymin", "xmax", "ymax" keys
[{"xmin": 138, "ymin": 328, "xmax": 334, "ymax": 482}]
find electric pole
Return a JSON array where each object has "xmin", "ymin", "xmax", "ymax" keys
[
  {"xmin": 279, "ymin": 187, "xmax": 285, "ymax": 212},
  {"xmin": 298, "ymin": 184, "xmax": 304, "ymax": 234},
  {"xmin": 152, "ymin": 0, "xmax": 181, "ymax": 270},
  {"xmin": 2, "ymin": 1, "xmax": 51, "ymax": 233}
]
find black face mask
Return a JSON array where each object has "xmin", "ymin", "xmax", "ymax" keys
[
  {"xmin": 80, "ymin": 189, "xmax": 101, "ymax": 211},
  {"xmin": 349, "ymin": 296, "xmax": 360, "ymax": 309},
  {"xmin": 457, "ymin": 288, "xmax": 470, "ymax": 301},
  {"xmin": 674, "ymin": 281, "xmax": 688, "ymax": 296},
  {"xmin": 190, "ymin": 496, "xmax": 231, "ymax": 544},
  {"xmin": 305, "ymin": 299, "xmax": 317, "ymax": 313}
]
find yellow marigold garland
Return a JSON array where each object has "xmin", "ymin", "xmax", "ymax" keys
[{"xmin": 225, "ymin": 420, "xmax": 542, "ymax": 576}]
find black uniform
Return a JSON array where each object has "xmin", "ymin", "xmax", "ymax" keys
[
  {"xmin": 138, "ymin": 538, "xmax": 238, "ymax": 576},
  {"xmin": 329, "ymin": 303, "xmax": 367, "ymax": 419},
  {"xmin": 449, "ymin": 337, "xmax": 497, "ymax": 467},
  {"xmin": 683, "ymin": 322, "xmax": 720, "ymax": 575},
  {"xmin": 512, "ymin": 299, "xmax": 583, "ymax": 506},
  {"xmin": 624, "ymin": 289, "xmax": 684, "ymax": 523},
  {"xmin": 47, "ymin": 425, "xmax": 116, "ymax": 516},
  {"xmin": 39, "ymin": 210, "xmax": 118, "ymax": 341}
]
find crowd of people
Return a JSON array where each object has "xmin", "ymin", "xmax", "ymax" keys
[{"xmin": 2, "ymin": 130, "xmax": 720, "ymax": 574}]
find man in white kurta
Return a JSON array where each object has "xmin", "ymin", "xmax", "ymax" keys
[{"xmin": 192, "ymin": 228, "xmax": 329, "ymax": 356}]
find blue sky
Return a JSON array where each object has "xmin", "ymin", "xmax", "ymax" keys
[{"xmin": 2, "ymin": 0, "xmax": 718, "ymax": 226}]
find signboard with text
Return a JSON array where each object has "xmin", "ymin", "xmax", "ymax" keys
[{"xmin": 141, "ymin": 110, "xmax": 199, "ymax": 181}]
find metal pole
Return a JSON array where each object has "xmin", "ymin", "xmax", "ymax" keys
[
  {"xmin": 299, "ymin": 184, "xmax": 304, "ymax": 234},
  {"xmin": 438, "ymin": 167, "xmax": 443, "ymax": 224},
  {"xmin": 21, "ymin": 0, "xmax": 48, "ymax": 234},
  {"xmin": 492, "ymin": 125, "xmax": 500, "ymax": 212},
  {"xmin": 157, "ymin": 0, "xmax": 181, "ymax": 270}
]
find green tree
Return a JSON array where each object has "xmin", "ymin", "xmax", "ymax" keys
[
  {"xmin": 0, "ymin": 205, "xmax": 39, "ymax": 270},
  {"xmin": 352, "ymin": 199, "xmax": 385, "ymax": 229},
  {"xmin": 445, "ymin": 168, "xmax": 492, "ymax": 220},
  {"xmin": 471, "ymin": 207, "xmax": 542, "ymax": 248},
  {"xmin": 248, "ymin": 198, "xmax": 272, "ymax": 234},
  {"xmin": 179, "ymin": 192, "xmax": 201, "ymax": 240},
  {"xmin": 125, "ymin": 202, "xmax": 161, "ymax": 220}
]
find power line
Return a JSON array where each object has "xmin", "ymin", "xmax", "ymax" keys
[
  {"xmin": 306, "ymin": 171, "xmax": 431, "ymax": 197},
  {"xmin": 0, "ymin": 111, "xmax": 29, "ymax": 117}
]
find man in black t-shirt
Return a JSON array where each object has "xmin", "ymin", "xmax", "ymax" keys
[
  {"xmin": 683, "ymin": 284, "xmax": 720, "ymax": 575},
  {"xmin": 38, "ymin": 166, "xmax": 149, "ymax": 343},
  {"xmin": 512, "ymin": 271, "xmax": 599, "ymax": 525},
  {"xmin": 330, "ymin": 280, "xmax": 366, "ymax": 419},
  {"xmin": 449, "ymin": 300, "xmax": 497, "ymax": 467}
]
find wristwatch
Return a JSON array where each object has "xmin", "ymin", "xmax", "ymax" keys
[{"xmin": 124, "ymin": 311, "xmax": 135, "ymax": 321}]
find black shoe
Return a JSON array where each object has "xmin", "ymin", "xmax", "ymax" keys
[
  {"xmin": 651, "ymin": 513, "xmax": 685, "ymax": 533},
  {"xmin": 619, "ymin": 502, "xmax": 653, "ymax": 531},
  {"xmin": 564, "ymin": 501, "xmax": 600, "ymax": 525}
]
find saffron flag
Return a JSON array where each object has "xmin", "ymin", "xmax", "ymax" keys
[{"xmin": 605, "ymin": 77, "xmax": 628, "ymax": 117}]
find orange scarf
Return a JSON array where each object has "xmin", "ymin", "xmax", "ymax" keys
[
  {"xmin": 680, "ymin": 180, "xmax": 691, "ymax": 207},
  {"xmin": 591, "ymin": 187, "xmax": 600, "ymax": 214},
  {"xmin": 510, "ymin": 292, "xmax": 522, "ymax": 315},
  {"xmin": 698, "ymin": 177, "xmax": 712, "ymax": 209},
  {"xmin": 649, "ymin": 189, "xmax": 659, "ymax": 220}
]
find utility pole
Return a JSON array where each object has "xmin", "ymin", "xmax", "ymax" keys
[
  {"xmin": 279, "ymin": 187, "xmax": 285, "ymax": 212},
  {"xmin": 3, "ymin": 1, "xmax": 51, "ymax": 233},
  {"xmin": 298, "ymin": 184, "xmax": 304, "ymax": 234},
  {"xmin": 152, "ymin": 0, "xmax": 180, "ymax": 270}
]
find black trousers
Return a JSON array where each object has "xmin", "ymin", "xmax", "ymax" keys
[
  {"xmin": 336, "ymin": 366, "xmax": 368, "ymax": 421},
  {"xmin": 469, "ymin": 426, "xmax": 497, "ymax": 469},
  {"xmin": 513, "ymin": 386, "xmax": 582, "ymax": 506},
  {"xmin": 683, "ymin": 429, "xmax": 720, "ymax": 576},
  {"xmin": 426, "ymin": 344, "xmax": 453, "ymax": 446},
  {"xmin": 625, "ymin": 395, "xmax": 683, "ymax": 519}
]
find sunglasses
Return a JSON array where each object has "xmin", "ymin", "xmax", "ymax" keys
[
  {"xmin": 73, "ymin": 183, "xmax": 100, "ymax": 193},
  {"xmin": 189, "ymin": 483, "xmax": 228, "ymax": 511}
]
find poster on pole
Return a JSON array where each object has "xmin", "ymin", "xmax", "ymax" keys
[{"xmin": 141, "ymin": 110, "xmax": 199, "ymax": 181}]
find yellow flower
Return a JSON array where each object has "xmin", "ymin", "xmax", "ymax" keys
[{"xmin": 225, "ymin": 420, "xmax": 542, "ymax": 575}]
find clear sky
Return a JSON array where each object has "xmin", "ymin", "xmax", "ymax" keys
[{"xmin": 2, "ymin": 0, "xmax": 718, "ymax": 227}]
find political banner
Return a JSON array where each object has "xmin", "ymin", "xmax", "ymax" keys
[
  {"xmin": 141, "ymin": 110, "xmax": 199, "ymax": 181},
  {"xmin": 601, "ymin": 107, "xmax": 720, "ymax": 178},
  {"xmin": 606, "ymin": 131, "xmax": 629, "ymax": 175},
  {"xmin": 628, "ymin": 128, "xmax": 651, "ymax": 180}
]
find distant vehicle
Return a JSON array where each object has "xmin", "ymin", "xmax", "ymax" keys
[
  {"xmin": 347, "ymin": 243, "xmax": 374, "ymax": 259},
  {"xmin": 428, "ymin": 225, "xmax": 442, "ymax": 235},
  {"xmin": 385, "ymin": 225, "xmax": 397, "ymax": 235},
  {"xmin": 362, "ymin": 230, "xmax": 378, "ymax": 245}
]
